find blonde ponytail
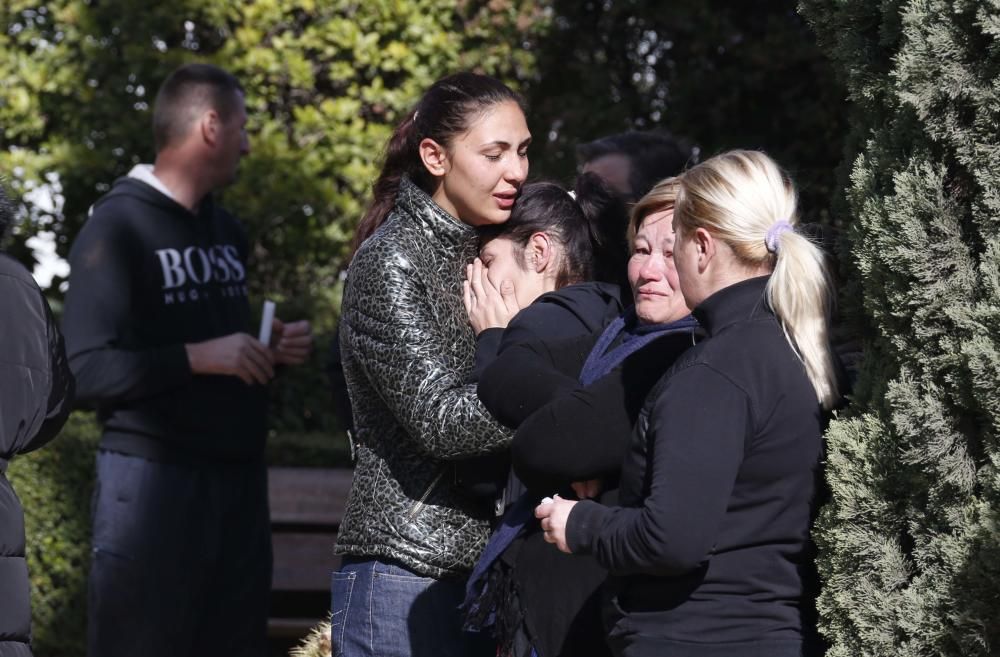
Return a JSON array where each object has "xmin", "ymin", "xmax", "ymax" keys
[{"xmin": 675, "ymin": 150, "xmax": 840, "ymax": 409}]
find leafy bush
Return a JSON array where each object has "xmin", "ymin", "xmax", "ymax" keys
[
  {"xmin": 801, "ymin": 1, "xmax": 1000, "ymax": 653},
  {"xmin": 8, "ymin": 412, "xmax": 99, "ymax": 657},
  {"xmin": 267, "ymin": 430, "xmax": 351, "ymax": 469}
]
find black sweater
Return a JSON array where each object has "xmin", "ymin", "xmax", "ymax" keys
[
  {"xmin": 478, "ymin": 320, "xmax": 695, "ymax": 657},
  {"xmin": 63, "ymin": 176, "xmax": 267, "ymax": 463},
  {"xmin": 480, "ymin": 329, "xmax": 695, "ymax": 494},
  {"xmin": 457, "ymin": 281, "xmax": 623, "ymax": 498},
  {"xmin": 472, "ymin": 281, "xmax": 622, "ymax": 382},
  {"xmin": 566, "ymin": 276, "xmax": 824, "ymax": 657}
]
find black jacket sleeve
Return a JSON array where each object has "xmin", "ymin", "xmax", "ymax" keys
[
  {"xmin": 565, "ymin": 364, "xmax": 748, "ymax": 576},
  {"xmin": 512, "ymin": 333, "xmax": 693, "ymax": 493},
  {"xmin": 478, "ymin": 333, "xmax": 595, "ymax": 428},
  {"xmin": 470, "ymin": 328, "xmax": 504, "ymax": 383},
  {"xmin": 512, "ymin": 370, "xmax": 637, "ymax": 493},
  {"xmin": 472, "ymin": 299, "xmax": 595, "ymax": 384},
  {"xmin": 29, "ymin": 291, "xmax": 75, "ymax": 452},
  {"xmin": 63, "ymin": 215, "xmax": 191, "ymax": 405},
  {"xmin": 0, "ymin": 261, "xmax": 74, "ymax": 459}
]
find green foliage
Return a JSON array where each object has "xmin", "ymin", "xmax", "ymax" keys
[
  {"xmin": 7, "ymin": 412, "xmax": 99, "ymax": 657},
  {"xmin": 520, "ymin": 0, "xmax": 847, "ymax": 226},
  {"xmin": 800, "ymin": 1, "xmax": 1000, "ymax": 653},
  {"xmin": 266, "ymin": 428, "xmax": 351, "ymax": 468}
]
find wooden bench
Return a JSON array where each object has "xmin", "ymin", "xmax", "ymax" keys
[{"xmin": 267, "ymin": 466, "xmax": 354, "ymax": 639}]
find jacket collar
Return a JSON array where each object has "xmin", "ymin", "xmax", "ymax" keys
[
  {"xmin": 396, "ymin": 176, "xmax": 477, "ymax": 250},
  {"xmin": 692, "ymin": 275, "xmax": 772, "ymax": 337}
]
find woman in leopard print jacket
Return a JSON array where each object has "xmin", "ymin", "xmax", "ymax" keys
[{"xmin": 331, "ymin": 72, "xmax": 532, "ymax": 657}]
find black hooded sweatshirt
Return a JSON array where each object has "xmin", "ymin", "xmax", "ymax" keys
[{"xmin": 62, "ymin": 175, "xmax": 267, "ymax": 463}]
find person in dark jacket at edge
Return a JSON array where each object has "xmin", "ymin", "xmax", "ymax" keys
[
  {"xmin": 537, "ymin": 150, "xmax": 841, "ymax": 657},
  {"xmin": 61, "ymin": 63, "xmax": 313, "ymax": 657},
  {"xmin": 0, "ymin": 184, "xmax": 75, "ymax": 657},
  {"xmin": 466, "ymin": 178, "xmax": 698, "ymax": 657}
]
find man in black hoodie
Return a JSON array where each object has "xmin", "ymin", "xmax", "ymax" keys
[
  {"xmin": 62, "ymin": 63, "xmax": 312, "ymax": 657},
  {"xmin": 0, "ymin": 185, "xmax": 74, "ymax": 657}
]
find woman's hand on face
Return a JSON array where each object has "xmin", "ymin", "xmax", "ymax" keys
[
  {"xmin": 535, "ymin": 494, "xmax": 577, "ymax": 554},
  {"xmin": 463, "ymin": 257, "xmax": 520, "ymax": 334}
]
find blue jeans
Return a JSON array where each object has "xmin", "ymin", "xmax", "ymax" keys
[
  {"xmin": 331, "ymin": 558, "xmax": 495, "ymax": 657},
  {"xmin": 87, "ymin": 451, "xmax": 271, "ymax": 657}
]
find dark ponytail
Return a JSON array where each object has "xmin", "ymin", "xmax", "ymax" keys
[{"xmin": 353, "ymin": 72, "xmax": 525, "ymax": 253}]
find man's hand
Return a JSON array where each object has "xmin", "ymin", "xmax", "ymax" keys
[
  {"xmin": 270, "ymin": 318, "xmax": 313, "ymax": 366},
  {"xmin": 463, "ymin": 258, "xmax": 520, "ymax": 334},
  {"xmin": 185, "ymin": 333, "xmax": 275, "ymax": 385}
]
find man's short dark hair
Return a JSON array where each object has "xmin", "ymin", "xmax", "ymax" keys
[
  {"xmin": 153, "ymin": 63, "xmax": 244, "ymax": 152},
  {"xmin": 0, "ymin": 183, "xmax": 13, "ymax": 239},
  {"xmin": 577, "ymin": 130, "xmax": 695, "ymax": 201}
]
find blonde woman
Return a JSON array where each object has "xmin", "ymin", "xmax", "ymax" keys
[{"xmin": 537, "ymin": 150, "xmax": 839, "ymax": 657}]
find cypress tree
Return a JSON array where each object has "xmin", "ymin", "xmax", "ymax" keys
[{"xmin": 799, "ymin": 1, "xmax": 1000, "ymax": 654}]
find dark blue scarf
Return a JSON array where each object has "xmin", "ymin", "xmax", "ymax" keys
[{"xmin": 579, "ymin": 310, "xmax": 699, "ymax": 386}]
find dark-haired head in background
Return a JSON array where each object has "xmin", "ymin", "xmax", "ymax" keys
[{"xmin": 577, "ymin": 130, "xmax": 695, "ymax": 203}]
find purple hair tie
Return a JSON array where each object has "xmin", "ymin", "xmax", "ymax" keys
[{"xmin": 765, "ymin": 220, "xmax": 794, "ymax": 253}]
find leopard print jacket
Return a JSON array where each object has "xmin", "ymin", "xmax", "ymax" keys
[{"xmin": 335, "ymin": 177, "xmax": 511, "ymax": 579}]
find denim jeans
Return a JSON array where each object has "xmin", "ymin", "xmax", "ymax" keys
[{"xmin": 331, "ymin": 558, "xmax": 495, "ymax": 657}]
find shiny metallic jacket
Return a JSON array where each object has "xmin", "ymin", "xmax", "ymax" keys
[{"xmin": 335, "ymin": 177, "xmax": 511, "ymax": 579}]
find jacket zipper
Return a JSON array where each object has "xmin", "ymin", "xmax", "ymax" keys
[{"xmin": 408, "ymin": 467, "xmax": 446, "ymax": 520}]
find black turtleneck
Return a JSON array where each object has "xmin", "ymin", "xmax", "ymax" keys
[{"xmin": 565, "ymin": 276, "xmax": 825, "ymax": 657}]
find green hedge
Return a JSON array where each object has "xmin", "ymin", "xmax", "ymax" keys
[
  {"xmin": 8, "ymin": 412, "xmax": 99, "ymax": 657},
  {"xmin": 266, "ymin": 429, "xmax": 351, "ymax": 468}
]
